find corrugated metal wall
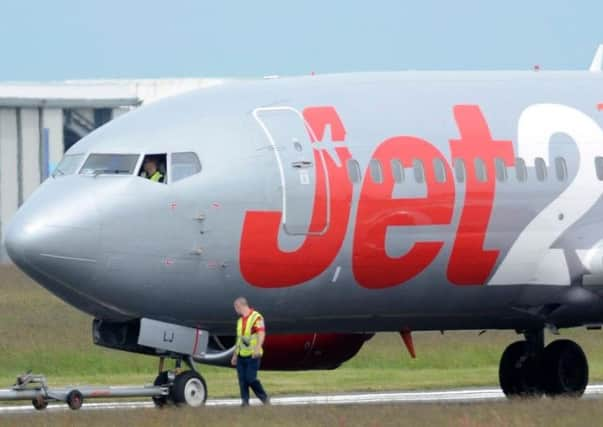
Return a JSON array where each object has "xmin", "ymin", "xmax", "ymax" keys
[{"xmin": 0, "ymin": 107, "xmax": 65, "ymax": 261}]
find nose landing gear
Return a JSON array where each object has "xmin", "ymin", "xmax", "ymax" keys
[
  {"xmin": 499, "ymin": 330, "xmax": 589, "ymax": 399},
  {"xmin": 152, "ymin": 355, "xmax": 208, "ymax": 408}
]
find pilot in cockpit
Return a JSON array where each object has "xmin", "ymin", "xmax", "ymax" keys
[{"xmin": 140, "ymin": 156, "xmax": 164, "ymax": 183}]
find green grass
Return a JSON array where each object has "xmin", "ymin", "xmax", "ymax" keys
[{"xmin": 2, "ymin": 265, "xmax": 603, "ymax": 399}]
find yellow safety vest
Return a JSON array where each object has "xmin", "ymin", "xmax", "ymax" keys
[
  {"xmin": 149, "ymin": 171, "xmax": 163, "ymax": 182},
  {"xmin": 236, "ymin": 310, "xmax": 264, "ymax": 357}
]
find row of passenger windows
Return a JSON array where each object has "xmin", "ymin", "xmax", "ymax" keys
[{"xmin": 346, "ymin": 157, "xmax": 603, "ymax": 185}]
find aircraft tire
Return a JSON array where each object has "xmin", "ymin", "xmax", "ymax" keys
[
  {"xmin": 542, "ymin": 339, "xmax": 588, "ymax": 398},
  {"xmin": 152, "ymin": 371, "xmax": 170, "ymax": 408},
  {"xmin": 499, "ymin": 340, "xmax": 543, "ymax": 398},
  {"xmin": 171, "ymin": 371, "xmax": 207, "ymax": 407}
]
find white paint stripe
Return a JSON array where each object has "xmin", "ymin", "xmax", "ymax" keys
[
  {"xmin": 3, "ymin": 385, "xmax": 603, "ymax": 414},
  {"xmin": 39, "ymin": 253, "xmax": 97, "ymax": 263},
  {"xmin": 331, "ymin": 266, "xmax": 341, "ymax": 283}
]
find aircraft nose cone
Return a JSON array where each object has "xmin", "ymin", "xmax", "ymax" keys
[
  {"xmin": 4, "ymin": 222, "xmax": 22, "ymax": 267},
  {"xmin": 4, "ymin": 182, "xmax": 101, "ymax": 286},
  {"xmin": 4, "ymin": 219, "xmax": 29, "ymax": 268}
]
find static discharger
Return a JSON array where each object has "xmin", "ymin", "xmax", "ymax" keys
[{"xmin": 400, "ymin": 329, "xmax": 416, "ymax": 359}]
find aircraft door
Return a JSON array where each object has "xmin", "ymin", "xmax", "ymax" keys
[{"xmin": 254, "ymin": 107, "xmax": 330, "ymax": 235}]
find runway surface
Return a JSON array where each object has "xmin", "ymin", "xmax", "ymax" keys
[{"xmin": 2, "ymin": 384, "xmax": 603, "ymax": 414}]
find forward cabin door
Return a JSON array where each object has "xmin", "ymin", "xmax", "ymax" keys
[{"xmin": 254, "ymin": 107, "xmax": 330, "ymax": 235}]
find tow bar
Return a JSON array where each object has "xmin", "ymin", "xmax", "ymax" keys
[{"xmin": 0, "ymin": 373, "xmax": 168, "ymax": 411}]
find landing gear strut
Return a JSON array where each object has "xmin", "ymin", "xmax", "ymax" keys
[
  {"xmin": 499, "ymin": 330, "xmax": 588, "ymax": 398},
  {"xmin": 152, "ymin": 355, "xmax": 208, "ymax": 408}
]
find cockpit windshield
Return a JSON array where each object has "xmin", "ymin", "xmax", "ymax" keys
[
  {"xmin": 52, "ymin": 154, "xmax": 85, "ymax": 178},
  {"xmin": 79, "ymin": 154, "xmax": 140, "ymax": 176}
]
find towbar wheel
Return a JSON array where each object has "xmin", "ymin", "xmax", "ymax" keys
[
  {"xmin": 32, "ymin": 395, "xmax": 48, "ymax": 411},
  {"xmin": 66, "ymin": 389, "xmax": 84, "ymax": 410}
]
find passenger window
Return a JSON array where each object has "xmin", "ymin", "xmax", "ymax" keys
[
  {"xmin": 391, "ymin": 159, "xmax": 404, "ymax": 183},
  {"xmin": 515, "ymin": 158, "xmax": 527, "ymax": 182},
  {"xmin": 554, "ymin": 157, "xmax": 567, "ymax": 182},
  {"xmin": 347, "ymin": 159, "xmax": 362, "ymax": 183},
  {"xmin": 474, "ymin": 158, "xmax": 487, "ymax": 182},
  {"xmin": 433, "ymin": 158, "xmax": 446, "ymax": 183},
  {"xmin": 595, "ymin": 157, "xmax": 603, "ymax": 181},
  {"xmin": 495, "ymin": 158, "xmax": 507, "ymax": 182},
  {"xmin": 535, "ymin": 157, "xmax": 547, "ymax": 182},
  {"xmin": 369, "ymin": 159, "xmax": 384, "ymax": 184},
  {"xmin": 171, "ymin": 152, "xmax": 201, "ymax": 183},
  {"xmin": 413, "ymin": 159, "xmax": 425, "ymax": 183},
  {"xmin": 139, "ymin": 154, "xmax": 167, "ymax": 183},
  {"xmin": 453, "ymin": 159, "xmax": 465, "ymax": 183}
]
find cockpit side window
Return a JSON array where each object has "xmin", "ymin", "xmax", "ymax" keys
[
  {"xmin": 52, "ymin": 154, "xmax": 85, "ymax": 177},
  {"xmin": 79, "ymin": 154, "xmax": 139, "ymax": 176},
  {"xmin": 139, "ymin": 154, "xmax": 167, "ymax": 184},
  {"xmin": 171, "ymin": 152, "xmax": 202, "ymax": 183}
]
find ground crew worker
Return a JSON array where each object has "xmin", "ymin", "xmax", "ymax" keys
[
  {"xmin": 231, "ymin": 297, "xmax": 270, "ymax": 407},
  {"xmin": 141, "ymin": 156, "xmax": 164, "ymax": 182}
]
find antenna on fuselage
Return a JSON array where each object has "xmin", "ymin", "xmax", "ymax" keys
[{"xmin": 589, "ymin": 44, "xmax": 603, "ymax": 72}]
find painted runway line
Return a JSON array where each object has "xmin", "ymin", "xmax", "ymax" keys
[{"xmin": 2, "ymin": 384, "xmax": 603, "ymax": 414}]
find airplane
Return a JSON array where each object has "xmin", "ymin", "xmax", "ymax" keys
[{"xmin": 6, "ymin": 46, "xmax": 603, "ymax": 407}]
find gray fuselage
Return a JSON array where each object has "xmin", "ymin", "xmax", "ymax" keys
[{"xmin": 7, "ymin": 71, "xmax": 603, "ymax": 336}]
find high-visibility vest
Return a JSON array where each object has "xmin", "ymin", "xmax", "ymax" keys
[
  {"xmin": 236, "ymin": 310, "xmax": 264, "ymax": 357},
  {"xmin": 149, "ymin": 171, "xmax": 163, "ymax": 182}
]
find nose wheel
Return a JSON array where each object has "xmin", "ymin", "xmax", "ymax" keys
[
  {"xmin": 152, "ymin": 356, "xmax": 208, "ymax": 408},
  {"xmin": 172, "ymin": 371, "xmax": 207, "ymax": 407},
  {"xmin": 152, "ymin": 371, "xmax": 170, "ymax": 408}
]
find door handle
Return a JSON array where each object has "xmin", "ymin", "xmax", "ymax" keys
[{"xmin": 291, "ymin": 160, "xmax": 313, "ymax": 168}]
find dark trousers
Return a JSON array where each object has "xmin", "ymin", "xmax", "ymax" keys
[{"xmin": 236, "ymin": 356, "xmax": 268, "ymax": 404}]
